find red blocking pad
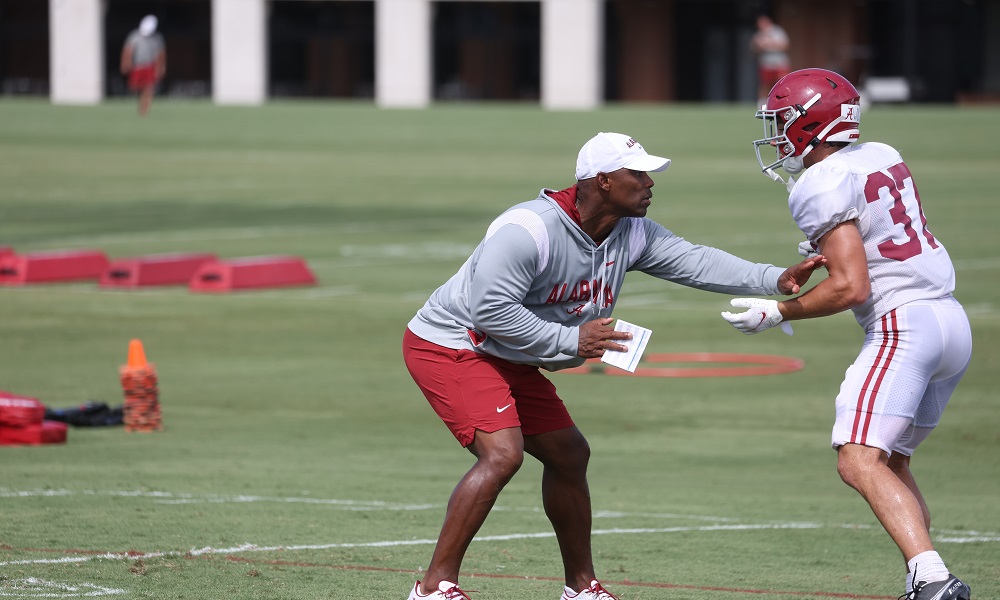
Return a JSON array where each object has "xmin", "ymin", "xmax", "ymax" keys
[
  {"xmin": 0, "ymin": 391, "xmax": 46, "ymax": 428},
  {"xmin": 0, "ymin": 421, "xmax": 68, "ymax": 446},
  {"xmin": 0, "ymin": 249, "xmax": 109, "ymax": 285},
  {"xmin": 0, "ymin": 246, "xmax": 12, "ymax": 258},
  {"xmin": 188, "ymin": 256, "xmax": 317, "ymax": 292},
  {"xmin": 100, "ymin": 252, "xmax": 218, "ymax": 288}
]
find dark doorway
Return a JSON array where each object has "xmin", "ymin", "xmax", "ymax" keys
[
  {"xmin": 866, "ymin": 0, "xmax": 985, "ymax": 102},
  {"xmin": 605, "ymin": 0, "xmax": 674, "ymax": 102},
  {"xmin": 672, "ymin": 0, "xmax": 764, "ymax": 102},
  {"xmin": 0, "ymin": 0, "xmax": 49, "ymax": 95},
  {"xmin": 269, "ymin": 1, "xmax": 375, "ymax": 98},
  {"xmin": 433, "ymin": 1, "xmax": 540, "ymax": 101}
]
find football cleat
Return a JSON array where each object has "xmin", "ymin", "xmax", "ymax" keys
[
  {"xmin": 899, "ymin": 574, "xmax": 971, "ymax": 600},
  {"xmin": 408, "ymin": 580, "xmax": 473, "ymax": 600},
  {"xmin": 561, "ymin": 580, "xmax": 619, "ymax": 600}
]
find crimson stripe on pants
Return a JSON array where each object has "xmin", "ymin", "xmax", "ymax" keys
[{"xmin": 851, "ymin": 310, "xmax": 899, "ymax": 445}]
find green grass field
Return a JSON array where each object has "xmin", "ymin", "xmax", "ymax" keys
[{"xmin": 0, "ymin": 98, "xmax": 997, "ymax": 599}]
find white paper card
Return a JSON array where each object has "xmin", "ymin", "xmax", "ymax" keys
[{"xmin": 600, "ymin": 319, "xmax": 652, "ymax": 373}]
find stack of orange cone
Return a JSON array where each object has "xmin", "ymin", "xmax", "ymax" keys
[{"xmin": 119, "ymin": 339, "xmax": 162, "ymax": 432}]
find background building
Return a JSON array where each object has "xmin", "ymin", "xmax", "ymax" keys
[{"xmin": 2, "ymin": 0, "xmax": 998, "ymax": 107}]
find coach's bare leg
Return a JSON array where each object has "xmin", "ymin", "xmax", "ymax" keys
[
  {"xmin": 420, "ymin": 427, "xmax": 523, "ymax": 594},
  {"xmin": 525, "ymin": 426, "xmax": 595, "ymax": 592},
  {"xmin": 837, "ymin": 443, "xmax": 934, "ymax": 561},
  {"xmin": 139, "ymin": 85, "xmax": 154, "ymax": 116}
]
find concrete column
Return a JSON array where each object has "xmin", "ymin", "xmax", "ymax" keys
[
  {"xmin": 375, "ymin": 0, "xmax": 431, "ymax": 108},
  {"xmin": 212, "ymin": 0, "xmax": 267, "ymax": 105},
  {"xmin": 49, "ymin": 0, "xmax": 103, "ymax": 105},
  {"xmin": 541, "ymin": 0, "xmax": 603, "ymax": 110}
]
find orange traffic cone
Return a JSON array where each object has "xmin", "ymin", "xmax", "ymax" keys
[
  {"xmin": 119, "ymin": 339, "xmax": 162, "ymax": 432},
  {"xmin": 127, "ymin": 339, "xmax": 147, "ymax": 368}
]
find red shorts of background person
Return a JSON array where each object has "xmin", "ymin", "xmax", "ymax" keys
[
  {"xmin": 758, "ymin": 66, "xmax": 791, "ymax": 93},
  {"xmin": 402, "ymin": 328, "xmax": 575, "ymax": 447},
  {"xmin": 128, "ymin": 64, "xmax": 159, "ymax": 91}
]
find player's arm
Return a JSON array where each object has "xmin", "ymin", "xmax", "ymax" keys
[
  {"xmin": 721, "ymin": 221, "xmax": 865, "ymax": 334},
  {"xmin": 777, "ymin": 220, "xmax": 870, "ymax": 320},
  {"xmin": 722, "ymin": 161, "xmax": 865, "ymax": 334}
]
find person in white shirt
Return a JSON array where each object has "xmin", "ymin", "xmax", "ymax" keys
[
  {"xmin": 120, "ymin": 15, "xmax": 166, "ymax": 116},
  {"xmin": 749, "ymin": 15, "xmax": 791, "ymax": 103},
  {"xmin": 722, "ymin": 68, "xmax": 972, "ymax": 600}
]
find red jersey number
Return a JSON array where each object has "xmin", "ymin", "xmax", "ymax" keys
[{"xmin": 863, "ymin": 162, "xmax": 939, "ymax": 262}]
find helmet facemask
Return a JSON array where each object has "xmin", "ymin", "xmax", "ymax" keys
[{"xmin": 753, "ymin": 93, "xmax": 822, "ymax": 184}]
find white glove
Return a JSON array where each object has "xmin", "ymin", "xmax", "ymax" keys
[
  {"xmin": 798, "ymin": 240, "xmax": 819, "ymax": 258},
  {"xmin": 721, "ymin": 298, "xmax": 784, "ymax": 335}
]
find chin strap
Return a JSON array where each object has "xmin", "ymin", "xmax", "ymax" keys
[{"xmin": 763, "ymin": 169, "xmax": 798, "ymax": 193}]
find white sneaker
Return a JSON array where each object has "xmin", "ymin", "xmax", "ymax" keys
[
  {"xmin": 561, "ymin": 579, "xmax": 618, "ymax": 600},
  {"xmin": 408, "ymin": 580, "xmax": 472, "ymax": 599}
]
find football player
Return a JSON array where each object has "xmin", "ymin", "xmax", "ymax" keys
[{"xmin": 722, "ymin": 68, "xmax": 972, "ymax": 600}]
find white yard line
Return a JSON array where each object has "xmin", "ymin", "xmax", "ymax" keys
[
  {"xmin": 1, "ymin": 488, "xmax": 993, "ymax": 570},
  {"xmin": 0, "ymin": 489, "xmax": 434, "ymax": 511},
  {"xmin": 0, "ymin": 523, "xmax": 824, "ymax": 567},
  {"xmin": 0, "ymin": 577, "xmax": 125, "ymax": 597}
]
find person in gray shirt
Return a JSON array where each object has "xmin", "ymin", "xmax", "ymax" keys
[
  {"xmin": 402, "ymin": 132, "xmax": 826, "ymax": 600},
  {"xmin": 750, "ymin": 15, "xmax": 791, "ymax": 104},
  {"xmin": 120, "ymin": 15, "xmax": 166, "ymax": 116}
]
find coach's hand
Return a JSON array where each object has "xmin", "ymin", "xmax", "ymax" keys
[
  {"xmin": 777, "ymin": 255, "xmax": 827, "ymax": 295},
  {"xmin": 578, "ymin": 318, "xmax": 631, "ymax": 358},
  {"xmin": 721, "ymin": 298, "xmax": 784, "ymax": 335}
]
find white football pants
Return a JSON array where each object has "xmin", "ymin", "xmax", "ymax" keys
[{"xmin": 831, "ymin": 295, "xmax": 972, "ymax": 456}]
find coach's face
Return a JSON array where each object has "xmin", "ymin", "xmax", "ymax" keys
[{"xmin": 602, "ymin": 168, "xmax": 655, "ymax": 218}]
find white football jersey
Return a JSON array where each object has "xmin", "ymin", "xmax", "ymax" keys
[{"xmin": 788, "ymin": 142, "xmax": 956, "ymax": 329}]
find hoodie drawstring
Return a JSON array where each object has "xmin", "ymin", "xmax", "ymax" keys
[{"xmin": 589, "ymin": 245, "xmax": 608, "ymax": 316}]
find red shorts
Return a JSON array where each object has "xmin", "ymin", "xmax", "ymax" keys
[
  {"xmin": 402, "ymin": 328, "xmax": 574, "ymax": 447},
  {"xmin": 128, "ymin": 64, "xmax": 159, "ymax": 91},
  {"xmin": 759, "ymin": 65, "xmax": 791, "ymax": 90}
]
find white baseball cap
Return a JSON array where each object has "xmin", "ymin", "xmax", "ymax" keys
[
  {"xmin": 139, "ymin": 15, "xmax": 158, "ymax": 36},
  {"xmin": 575, "ymin": 132, "xmax": 671, "ymax": 181}
]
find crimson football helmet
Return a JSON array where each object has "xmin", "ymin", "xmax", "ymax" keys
[{"xmin": 754, "ymin": 68, "xmax": 861, "ymax": 182}]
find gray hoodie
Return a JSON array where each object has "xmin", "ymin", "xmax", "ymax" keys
[{"xmin": 407, "ymin": 186, "xmax": 784, "ymax": 371}]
